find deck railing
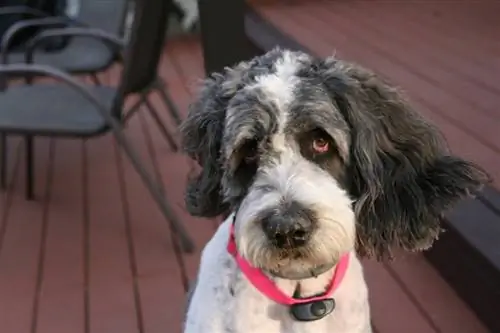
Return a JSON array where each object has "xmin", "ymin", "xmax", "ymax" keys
[{"xmin": 197, "ymin": 0, "xmax": 256, "ymax": 75}]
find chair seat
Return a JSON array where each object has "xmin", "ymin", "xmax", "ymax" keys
[
  {"xmin": 0, "ymin": 84, "xmax": 117, "ymax": 136},
  {"xmin": 6, "ymin": 39, "xmax": 116, "ymax": 74}
]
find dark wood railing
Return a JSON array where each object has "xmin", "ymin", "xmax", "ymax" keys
[{"xmin": 197, "ymin": 0, "xmax": 258, "ymax": 75}]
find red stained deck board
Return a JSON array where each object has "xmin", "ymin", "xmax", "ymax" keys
[
  {"xmin": 386, "ymin": 252, "xmax": 488, "ymax": 333},
  {"xmin": 364, "ymin": 255, "xmax": 488, "ymax": 333},
  {"xmin": 363, "ymin": 259, "xmax": 437, "ymax": 333},
  {"xmin": 34, "ymin": 139, "xmax": 86, "ymax": 333},
  {"xmin": 0, "ymin": 37, "xmax": 488, "ymax": 333},
  {"xmin": 85, "ymin": 135, "xmax": 140, "ymax": 332},
  {"xmin": 330, "ymin": 2, "xmax": 500, "ymax": 110},
  {"xmin": 0, "ymin": 139, "xmax": 50, "ymax": 333}
]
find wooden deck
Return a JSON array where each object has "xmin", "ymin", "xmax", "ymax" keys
[{"xmin": 0, "ymin": 37, "xmax": 489, "ymax": 333}]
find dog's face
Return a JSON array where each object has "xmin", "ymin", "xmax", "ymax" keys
[
  {"xmin": 181, "ymin": 49, "xmax": 489, "ymax": 279},
  {"xmin": 219, "ymin": 52, "xmax": 356, "ymax": 279}
]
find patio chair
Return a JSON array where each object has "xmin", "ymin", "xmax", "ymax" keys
[
  {"xmin": 0, "ymin": 0, "xmax": 130, "ymax": 79},
  {"xmin": 0, "ymin": 1, "xmax": 134, "ymax": 186},
  {"xmin": 0, "ymin": 0, "xmax": 191, "ymax": 252}
]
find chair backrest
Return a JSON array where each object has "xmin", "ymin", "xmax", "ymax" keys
[
  {"xmin": 119, "ymin": 0, "xmax": 172, "ymax": 95},
  {"xmin": 78, "ymin": 0, "xmax": 130, "ymax": 35}
]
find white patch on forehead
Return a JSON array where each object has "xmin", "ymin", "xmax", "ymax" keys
[{"xmin": 251, "ymin": 51, "xmax": 302, "ymax": 131}]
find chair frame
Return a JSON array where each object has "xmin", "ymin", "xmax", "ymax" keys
[
  {"xmin": 1, "ymin": 26, "xmax": 180, "ymax": 188},
  {"xmin": 0, "ymin": 3, "xmax": 133, "ymax": 182},
  {"xmin": 0, "ymin": 63, "xmax": 193, "ymax": 253},
  {"xmin": 0, "ymin": 0, "xmax": 189, "ymax": 251},
  {"xmin": 0, "ymin": 2, "xmax": 193, "ymax": 277}
]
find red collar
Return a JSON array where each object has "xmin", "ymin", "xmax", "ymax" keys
[{"xmin": 227, "ymin": 223, "xmax": 350, "ymax": 305}]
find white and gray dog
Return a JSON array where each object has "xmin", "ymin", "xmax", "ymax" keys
[{"xmin": 180, "ymin": 48, "xmax": 489, "ymax": 333}]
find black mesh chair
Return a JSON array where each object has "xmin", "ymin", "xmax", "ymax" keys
[
  {"xmin": 0, "ymin": 0, "xmax": 130, "ymax": 78},
  {"xmin": 0, "ymin": 0, "xmax": 191, "ymax": 252}
]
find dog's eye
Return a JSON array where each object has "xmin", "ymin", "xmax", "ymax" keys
[
  {"xmin": 299, "ymin": 128, "xmax": 336, "ymax": 162},
  {"xmin": 310, "ymin": 130, "xmax": 332, "ymax": 155},
  {"xmin": 312, "ymin": 137, "xmax": 329, "ymax": 154}
]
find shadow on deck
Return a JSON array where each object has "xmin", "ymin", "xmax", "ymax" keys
[{"xmin": 0, "ymin": 23, "xmax": 493, "ymax": 333}]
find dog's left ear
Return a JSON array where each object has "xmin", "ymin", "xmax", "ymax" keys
[
  {"xmin": 180, "ymin": 60, "xmax": 253, "ymax": 217},
  {"xmin": 317, "ymin": 57, "xmax": 490, "ymax": 258},
  {"xmin": 179, "ymin": 72, "xmax": 231, "ymax": 218}
]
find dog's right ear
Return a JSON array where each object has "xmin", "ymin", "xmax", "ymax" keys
[
  {"xmin": 180, "ymin": 70, "xmax": 242, "ymax": 217},
  {"xmin": 314, "ymin": 57, "xmax": 490, "ymax": 258}
]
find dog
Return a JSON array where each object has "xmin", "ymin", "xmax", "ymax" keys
[{"xmin": 180, "ymin": 48, "xmax": 489, "ymax": 333}]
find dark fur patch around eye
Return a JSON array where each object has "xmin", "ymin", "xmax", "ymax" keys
[
  {"xmin": 232, "ymin": 139, "xmax": 260, "ymax": 188},
  {"xmin": 297, "ymin": 128, "xmax": 346, "ymax": 184}
]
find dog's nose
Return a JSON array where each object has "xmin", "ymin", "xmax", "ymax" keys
[{"xmin": 261, "ymin": 203, "xmax": 314, "ymax": 248}]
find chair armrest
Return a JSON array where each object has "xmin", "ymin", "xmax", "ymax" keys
[
  {"xmin": 0, "ymin": 63, "xmax": 109, "ymax": 111},
  {"xmin": 1, "ymin": 16, "xmax": 88, "ymax": 63},
  {"xmin": 0, "ymin": 6, "xmax": 47, "ymax": 18},
  {"xmin": 24, "ymin": 27, "xmax": 126, "ymax": 64}
]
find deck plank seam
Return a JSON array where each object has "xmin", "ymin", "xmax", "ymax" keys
[
  {"xmin": 81, "ymin": 139, "xmax": 91, "ymax": 333},
  {"xmin": 137, "ymin": 108, "xmax": 189, "ymax": 291},
  {"xmin": 0, "ymin": 142, "xmax": 22, "ymax": 256},
  {"xmin": 113, "ymin": 136, "xmax": 146, "ymax": 333},
  {"xmin": 30, "ymin": 139, "xmax": 56, "ymax": 333}
]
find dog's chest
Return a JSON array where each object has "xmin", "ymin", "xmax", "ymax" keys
[{"xmin": 185, "ymin": 222, "xmax": 371, "ymax": 333}]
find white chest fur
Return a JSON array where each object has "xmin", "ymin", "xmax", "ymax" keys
[{"xmin": 184, "ymin": 219, "xmax": 373, "ymax": 333}]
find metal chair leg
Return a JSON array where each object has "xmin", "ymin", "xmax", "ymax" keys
[
  {"xmin": 110, "ymin": 125, "xmax": 194, "ymax": 252},
  {"xmin": 25, "ymin": 136, "xmax": 34, "ymax": 200},
  {"xmin": 124, "ymin": 140, "xmax": 194, "ymax": 252},
  {"xmin": 154, "ymin": 80, "xmax": 182, "ymax": 126},
  {"xmin": 143, "ymin": 98, "xmax": 178, "ymax": 151},
  {"xmin": 0, "ymin": 133, "xmax": 6, "ymax": 189}
]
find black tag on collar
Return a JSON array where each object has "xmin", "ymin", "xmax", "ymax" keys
[
  {"xmin": 289, "ymin": 285, "xmax": 335, "ymax": 322},
  {"xmin": 290, "ymin": 298, "xmax": 335, "ymax": 322}
]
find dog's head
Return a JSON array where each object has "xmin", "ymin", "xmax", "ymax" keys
[{"xmin": 181, "ymin": 49, "xmax": 489, "ymax": 279}]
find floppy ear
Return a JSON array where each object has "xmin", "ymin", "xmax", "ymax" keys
[
  {"xmin": 180, "ymin": 63, "xmax": 251, "ymax": 218},
  {"xmin": 180, "ymin": 73, "xmax": 230, "ymax": 217},
  {"xmin": 318, "ymin": 58, "xmax": 490, "ymax": 258}
]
